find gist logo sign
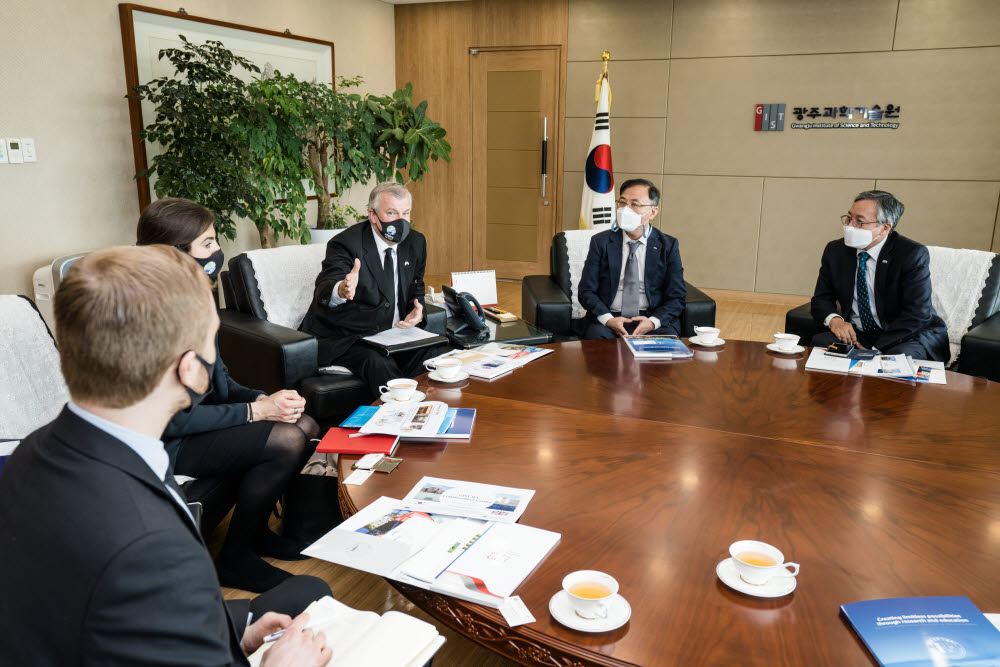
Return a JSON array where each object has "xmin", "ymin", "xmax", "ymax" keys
[{"xmin": 754, "ymin": 104, "xmax": 786, "ymax": 132}]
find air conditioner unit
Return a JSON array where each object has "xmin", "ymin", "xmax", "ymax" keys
[{"xmin": 32, "ymin": 252, "xmax": 89, "ymax": 330}]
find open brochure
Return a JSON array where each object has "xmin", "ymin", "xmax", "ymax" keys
[
  {"xmin": 400, "ymin": 476, "xmax": 535, "ymax": 523},
  {"xmin": 248, "ymin": 595, "xmax": 444, "ymax": 667},
  {"xmin": 342, "ymin": 403, "xmax": 476, "ymax": 439},
  {"xmin": 302, "ymin": 496, "xmax": 560, "ymax": 609},
  {"xmin": 805, "ymin": 348, "xmax": 946, "ymax": 384},
  {"xmin": 429, "ymin": 343, "xmax": 553, "ymax": 380}
]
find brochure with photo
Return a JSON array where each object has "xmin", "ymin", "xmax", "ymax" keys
[{"xmin": 400, "ymin": 476, "xmax": 535, "ymax": 523}]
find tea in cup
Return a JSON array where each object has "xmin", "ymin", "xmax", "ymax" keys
[
  {"xmin": 562, "ymin": 570, "xmax": 619, "ymax": 619},
  {"xmin": 694, "ymin": 326, "xmax": 720, "ymax": 344},
  {"xmin": 773, "ymin": 333, "xmax": 800, "ymax": 351},
  {"xmin": 379, "ymin": 378, "xmax": 418, "ymax": 401},
  {"xmin": 424, "ymin": 358, "xmax": 462, "ymax": 379},
  {"xmin": 729, "ymin": 540, "xmax": 799, "ymax": 586}
]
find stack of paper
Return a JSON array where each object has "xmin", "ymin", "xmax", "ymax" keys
[
  {"xmin": 340, "ymin": 402, "xmax": 476, "ymax": 439},
  {"xmin": 428, "ymin": 343, "xmax": 553, "ymax": 380},
  {"xmin": 804, "ymin": 348, "xmax": 946, "ymax": 384}
]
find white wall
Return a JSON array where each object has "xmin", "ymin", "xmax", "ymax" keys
[{"xmin": 0, "ymin": 0, "xmax": 396, "ymax": 296}]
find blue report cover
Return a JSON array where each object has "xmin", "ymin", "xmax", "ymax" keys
[
  {"xmin": 841, "ymin": 596, "xmax": 1000, "ymax": 666},
  {"xmin": 340, "ymin": 406, "xmax": 475, "ymax": 438}
]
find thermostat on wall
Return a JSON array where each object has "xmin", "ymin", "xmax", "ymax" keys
[
  {"xmin": 6, "ymin": 138, "xmax": 23, "ymax": 163},
  {"xmin": 20, "ymin": 138, "xmax": 36, "ymax": 162}
]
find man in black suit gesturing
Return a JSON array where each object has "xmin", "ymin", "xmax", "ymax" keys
[
  {"xmin": 810, "ymin": 190, "xmax": 949, "ymax": 361},
  {"xmin": 0, "ymin": 245, "xmax": 331, "ymax": 666},
  {"xmin": 578, "ymin": 178, "xmax": 687, "ymax": 340},
  {"xmin": 301, "ymin": 182, "xmax": 442, "ymax": 398}
]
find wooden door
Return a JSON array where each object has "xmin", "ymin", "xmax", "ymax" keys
[{"xmin": 471, "ymin": 48, "xmax": 560, "ymax": 279}]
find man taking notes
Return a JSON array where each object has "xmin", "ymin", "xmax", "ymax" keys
[
  {"xmin": 578, "ymin": 178, "xmax": 686, "ymax": 340},
  {"xmin": 809, "ymin": 190, "xmax": 949, "ymax": 361},
  {"xmin": 0, "ymin": 246, "xmax": 330, "ymax": 666},
  {"xmin": 300, "ymin": 182, "xmax": 444, "ymax": 398}
]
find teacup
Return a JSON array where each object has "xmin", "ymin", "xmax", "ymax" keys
[
  {"xmin": 729, "ymin": 540, "xmax": 800, "ymax": 586},
  {"xmin": 379, "ymin": 378, "xmax": 418, "ymax": 401},
  {"xmin": 424, "ymin": 358, "xmax": 462, "ymax": 379},
  {"xmin": 773, "ymin": 333, "xmax": 800, "ymax": 351},
  {"xmin": 562, "ymin": 570, "xmax": 619, "ymax": 619},
  {"xmin": 694, "ymin": 326, "xmax": 721, "ymax": 344}
]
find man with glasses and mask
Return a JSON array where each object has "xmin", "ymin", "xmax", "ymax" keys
[
  {"xmin": 301, "ymin": 182, "xmax": 443, "ymax": 398},
  {"xmin": 578, "ymin": 178, "xmax": 687, "ymax": 340},
  {"xmin": 809, "ymin": 190, "xmax": 948, "ymax": 361}
]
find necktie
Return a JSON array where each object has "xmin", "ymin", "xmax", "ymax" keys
[
  {"xmin": 856, "ymin": 251, "xmax": 877, "ymax": 333},
  {"xmin": 621, "ymin": 241, "xmax": 641, "ymax": 318},
  {"xmin": 383, "ymin": 248, "xmax": 396, "ymax": 322},
  {"xmin": 164, "ymin": 466, "xmax": 201, "ymax": 530}
]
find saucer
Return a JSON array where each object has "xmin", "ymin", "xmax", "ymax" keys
[
  {"xmin": 690, "ymin": 335, "xmax": 725, "ymax": 347},
  {"xmin": 379, "ymin": 390, "xmax": 426, "ymax": 404},
  {"xmin": 549, "ymin": 590, "xmax": 631, "ymax": 632},
  {"xmin": 428, "ymin": 370, "xmax": 469, "ymax": 383},
  {"xmin": 766, "ymin": 343, "xmax": 805, "ymax": 355},
  {"xmin": 716, "ymin": 558, "xmax": 796, "ymax": 598}
]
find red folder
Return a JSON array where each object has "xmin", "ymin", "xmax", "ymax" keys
[{"xmin": 316, "ymin": 428, "xmax": 400, "ymax": 456}]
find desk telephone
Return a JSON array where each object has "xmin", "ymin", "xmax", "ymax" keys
[{"xmin": 443, "ymin": 285, "xmax": 488, "ymax": 337}]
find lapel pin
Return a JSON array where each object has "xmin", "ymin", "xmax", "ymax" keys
[
  {"xmin": 404, "ymin": 261, "xmax": 410, "ymax": 267},
  {"xmin": 882, "ymin": 259, "xmax": 888, "ymax": 264}
]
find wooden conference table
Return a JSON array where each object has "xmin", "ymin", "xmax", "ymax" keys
[{"xmin": 337, "ymin": 339, "xmax": 1000, "ymax": 666}]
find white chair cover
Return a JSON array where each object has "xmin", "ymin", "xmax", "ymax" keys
[
  {"xmin": 0, "ymin": 296, "xmax": 69, "ymax": 439},
  {"xmin": 562, "ymin": 229, "xmax": 601, "ymax": 320},
  {"xmin": 927, "ymin": 246, "xmax": 995, "ymax": 365},
  {"xmin": 245, "ymin": 243, "xmax": 328, "ymax": 329}
]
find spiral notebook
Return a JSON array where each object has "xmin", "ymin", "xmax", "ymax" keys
[{"xmin": 451, "ymin": 270, "xmax": 498, "ymax": 307}]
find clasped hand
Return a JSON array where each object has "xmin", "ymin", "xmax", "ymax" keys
[
  {"xmin": 606, "ymin": 315, "xmax": 655, "ymax": 337},
  {"xmin": 251, "ymin": 390, "xmax": 306, "ymax": 423}
]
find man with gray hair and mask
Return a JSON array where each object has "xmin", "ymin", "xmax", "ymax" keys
[
  {"xmin": 300, "ymin": 182, "xmax": 445, "ymax": 398},
  {"xmin": 809, "ymin": 190, "xmax": 949, "ymax": 361}
]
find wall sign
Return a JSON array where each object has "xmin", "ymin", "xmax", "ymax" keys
[{"xmin": 754, "ymin": 103, "xmax": 901, "ymax": 131}]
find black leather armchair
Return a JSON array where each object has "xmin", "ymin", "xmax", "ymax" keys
[
  {"xmin": 219, "ymin": 252, "xmax": 447, "ymax": 422},
  {"xmin": 784, "ymin": 253, "xmax": 1000, "ymax": 381},
  {"xmin": 522, "ymin": 231, "xmax": 717, "ymax": 340}
]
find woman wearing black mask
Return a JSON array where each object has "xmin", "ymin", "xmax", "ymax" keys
[{"xmin": 138, "ymin": 197, "xmax": 319, "ymax": 593}]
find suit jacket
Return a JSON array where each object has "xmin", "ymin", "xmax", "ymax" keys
[
  {"xmin": 810, "ymin": 230, "xmax": 949, "ymax": 361},
  {"xmin": 0, "ymin": 408, "xmax": 247, "ymax": 666},
  {"xmin": 578, "ymin": 226, "xmax": 687, "ymax": 331},
  {"xmin": 162, "ymin": 335, "xmax": 265, "ymax": 457},
  {"xmin": 300, "ymin": 221, "xmax": 427, "ymax": 364}
]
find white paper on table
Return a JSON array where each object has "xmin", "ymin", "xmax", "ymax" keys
[
  {"xmin": 363, "ymin": 326, "xmax": 440, "ymax": 347},
  {"xmin": 499, "ymin": 596, "xmax": 536, "ymax": 627},
  {"xmin": 397, "ymin": 518, "xmax": 489, "ymax": 584},
  {"xmin": 359, "ymin": 401, "xmax": 449, "ymax": 437},
  {"xmin": 343, "ymin": 469, "xmax": 373, "ymax": 485},
  {"xmin": 400, "ymin": 476, "xmax": 536, "ymax": 523}
]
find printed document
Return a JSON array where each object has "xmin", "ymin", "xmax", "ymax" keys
[
  {"xmin": 400, "ymin": 476, "xmax": 535, "ymax": 523},
  {"xmin": 363, "ymin": 326, "xmax": 440, "ymax": 347}
]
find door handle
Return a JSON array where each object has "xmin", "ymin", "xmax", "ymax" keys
[{"xmin": 540, "ymin": 116, "xmax": 548, "ymax": 198}]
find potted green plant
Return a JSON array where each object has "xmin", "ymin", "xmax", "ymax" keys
[{"xmin": 369, "ymin": 82, "xmax": 452, "ymax": 185}]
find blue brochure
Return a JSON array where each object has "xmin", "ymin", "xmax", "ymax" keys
[
  {"xmin": 340, "ymin": 405, "xmax": 475, "ymax": 439},
  {"xmin": 841, "ymin": 596, "xmax": 1000, "ymax": 666}
]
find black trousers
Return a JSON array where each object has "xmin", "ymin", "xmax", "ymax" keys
[
  {"xmin": 226, "ymin": 575, "xmax": 331, "ymax": 635},
  {"xmin": 810, "ymin": 330, "xmax": 933, "ymax": 360},
  {"xmin": 336, "ymin": 341, "xmax": 450, "ymax": 400},
  {"xmin": 582, "ymin": 310, "xmax": 680, "ymax": 341}
]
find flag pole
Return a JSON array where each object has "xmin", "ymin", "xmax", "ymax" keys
[{"xmin": 595, "ymin": 50, "xmax": 611, "ymax": 109}]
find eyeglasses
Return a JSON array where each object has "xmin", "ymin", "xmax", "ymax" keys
[
  {"xmin": 840, "ymin": 214, "xmax": 883, "ymax": 229},
  {"xmin": 616, "ymin": 199, "xmax": 656, "ymax": 213}
]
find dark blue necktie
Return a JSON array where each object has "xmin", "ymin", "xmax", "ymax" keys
[{"xmin": 856, "ymin": 251, "xmax": 877, "ymax": 333}]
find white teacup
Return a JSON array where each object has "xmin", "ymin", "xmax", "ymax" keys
[
  {"xmin": 562, "ymin": 570, "xmax": 619, "ymax": 619},
  {"xmin": 773, "ymin": 333, "xmax": 800, "ymax": 351},
  {"xmin": 694, "ymin": 326, "xmax": 720, "ymax": 344},
  {"xmin": 424, "ymin": 358, "xmax": 462, "ymax": 379},
  {"xmin": 729, "ymin": 540, "xmax": 800, "ymax": 586},
  {"xmin": 379, "ymin": 378, "xmax": 418, "ymax": 401}
]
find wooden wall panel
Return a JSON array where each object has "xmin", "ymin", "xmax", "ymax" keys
[
  {"xmin": 565, "ymin": 60, "xmax": 669, "ymax": 118},
  {"xmin": 671, "ymin": 0, "xmax": 897, "ymax": 58},
  {"xmin": 664, "ymin": 48, "xmax": 1000, "ymax": 181},
  {"xmin": 755, "ymin": 178, "xmax": 875, "ymax": 296},
  {"xmin": 874, "ymin": 180, "xmax": 1000, "ymax": 251},
  {"xmin": 395, "ymin": 0, "xmax": 568, "ymax": 275},
  {"xmin": 567, "ymin": 0, "xmax": 671, "ymax": 62},
  {"xmin": 894, "ymin": 0, "xmax": 1000, "ymax": 50}
]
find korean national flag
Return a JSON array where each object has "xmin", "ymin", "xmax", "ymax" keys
[{"xmin": 579, "ymin": 76, "xmax": 614, "ymax": 229}]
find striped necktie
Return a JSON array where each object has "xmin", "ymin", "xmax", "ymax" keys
[{"xmin": 856, "ymin": 251, "xmax": 877, "ymax": 333}]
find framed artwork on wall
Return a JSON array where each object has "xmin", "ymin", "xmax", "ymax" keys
[{"xmin": 118, "ymin": 4, "xmax": 334, "ymax": 211}]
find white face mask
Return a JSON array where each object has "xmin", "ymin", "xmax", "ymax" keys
[
  {"xmin": 616, "ymin": 206, "xmax": 644, "ymax": 233},
  {"xmin": 843, "ymin": 225, "xmax": 875, "ymax": 249}
]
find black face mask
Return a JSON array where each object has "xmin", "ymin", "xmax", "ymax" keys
[
  {"xmin": 373, "ymin": 212, "xmax": 410, "ymax": 244},
  {"xmin": 178, "ymin": 351, "xmax": 215, "ymax": 409},
  {"xmin": 193, "ymin": 249, "xmax": 224, "ymax": 282}
]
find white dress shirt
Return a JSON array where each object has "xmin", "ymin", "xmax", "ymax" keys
[
  {"xmin": 66, "ymin": 401, "xmax": 195, "ymax": 525},
  {"xmin": 330, "ymin": 227, "xmax": 401, "ymax": 326},
  {"xmin": 825, "ymin": 234, "xmax": 887, "ymax": 331},
  {"xmin": 598, "ymin": 229, "xmax": 661, "ymax": 330}
]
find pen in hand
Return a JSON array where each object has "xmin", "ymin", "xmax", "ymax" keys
[{"xmin": 262, "ymin": 621, "xmax": 319, "ymax": 644}]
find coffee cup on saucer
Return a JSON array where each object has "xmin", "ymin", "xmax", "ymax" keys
[
  {"xmin": 729, "ymin": 540, "xmax": 799, "ymax": 586},
  {"xmin": 562, "ymin": 570, "xmax": 619, "ymax": 619},
  {"xmin": 773, "ymin": 333, "xmax": 800, "ymax": 352},
  {"xmin": 694, "ymin": 326, "xmax": 720, "ymax": 344},
  {"xmin": 378, "ymin": 378, "xmax": 418, "ymax": 401},
  {"xmin": 424, "ymin": 358, "xmax": 462, "ymax": 380}
]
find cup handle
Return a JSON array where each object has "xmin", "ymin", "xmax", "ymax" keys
[
  {"xmin": 378, "ymin": 385, "xmax": 390, "ymax": 395},
  {"xmin": 594, "ymin": 601, "xmax": 609, "ymax": 619},
  {"xmin": 423, "ymin": 360, "xmax": 436, "ymax": 370},
  {"xmin": 783, "ymin": 562, "xmax": 800, "ymax": 577}
]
